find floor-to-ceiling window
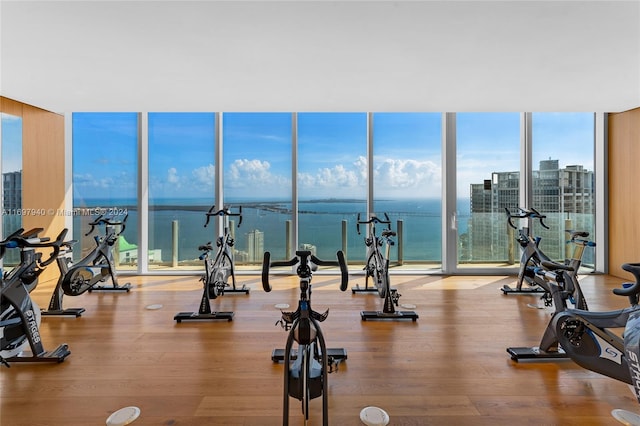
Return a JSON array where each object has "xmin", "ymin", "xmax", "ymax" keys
[
  {"xmin": 1, "ymin": 113, "xmax": 22, "ymax": 265},
  {"xmin": 372, "ymin": 112, "xmax": 442, "ymax": 270},
  {"xmin": 222, "ymin": 113, "xmax": 292, "ymax": 263},
  {"xmin": 72, "ymin": 113, "xmax": 138, "ymax": 267},
  {"xmin": 69, "ymin": 111, "xmax": 600, "ymax": 275},
  {"xmin": 148, "ymin": 113, "xmax": 216, "ymax": 270},
  {"xmin": 532, "ymin": 112, "xmax": 596, "ymax": 267},
  {"xmin": 456, "ymin": 113, "xmax": 521, "ymax": 268},
  {"xmin": 297, "ymin": 113, "xmax": 367, "ymax": 262}
]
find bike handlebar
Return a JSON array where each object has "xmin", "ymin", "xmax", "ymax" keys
[
  {"xmin": 356, "ymin": 213, "xmax": 391, "ymax": 235},
  {"xmin": 204, "ymin": 206, "xmax": 243, "ymax": 228},
  {"xmin": 614, "ymin": 263, "xmax": 640, "ymax": 299},
  {"xmin": 85, "ymin": 214, "xmax": 128, "ymax": 236},
  {"xmin": 505, "ymin": 207, "xmax": 549, "ymax": 230},
  {"xmin": 262, "ymin": 250, "xmax": 349, "ymax": 293},
  {"xmin": 1, "ymin": 228, "xmax": 68, "ymax": 267},
  {"xmin": 39, "ymin": 229, "xmax": 69, "ymax": 266}
]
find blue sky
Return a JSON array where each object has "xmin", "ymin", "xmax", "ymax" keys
[
  {"xmin": 1, "ymin": 113, "xmax": 23, "ymax": 173},
  {"xmin": 70, "ymin": 112, "xmax": 595, "ymax": 202}
]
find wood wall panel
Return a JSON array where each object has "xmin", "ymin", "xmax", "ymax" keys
[
  {"xmin": 0, "ymin": 97, "xmax": 23, "ymax": 117},
  {"xmin": 1, "ymin": 96, "xmax": 65, "ymax": 283},
  {"xmin": 608, "ymin": 108, "xmax": 640, "ymax": 278}
]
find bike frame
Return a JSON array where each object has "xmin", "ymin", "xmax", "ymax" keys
[
  {"xmin": 358, "ymin": 213, "xmax": 392, "ymax": 298},
  {"xmin": 532, "ymin": 262, "xmax": 640, "ymax": 397},
  {"xmin": 41, "ymin": 235, "xmax": 86, "ymax": 317},
  {"xmin": 262, "ymin": 250, "xmax": 348, "ymax": 426},
  {"xmin": 503, "ymin": 207, "xmax": 594, "ymax": 311},
  {"xmin": 174, "ymin": 206, "xmax": 247, "ymax": 323},
  {"xmin": 504, "ymin": 207, "xmax": 550, "ymax": 293},
  {"xmin": 355, "ymin": 214, "xmax": 418, "ymax": 321},
  {"xmin": 60, "ymin": 214, "xmax": 130, "ymax": 296},
  {"xmin": 0, "ymin": 228, "xmax": 70, "ymax": 366}
]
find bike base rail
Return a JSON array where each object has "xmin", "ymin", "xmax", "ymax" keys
[
  {"xmin": 361, "ymin": 310, "xmax": 418, "ymax": 322},
  {"xmin": 88, "ymin": 283, "xmax": 132, "ymax": 292},
  {"xmin": 41, "ymin": 307, "xmax": 86, "ymax": 317},
  {"xmin": 4, "ymin": 343, "xmax": 71, "ymax": 364},
  {"xmin": 507, "ymin": 346, "xmax": 569, "ymax": 361},
  {"xmin": 271, "ymin": 347, "xmax": 347, "ymax": 363},
  {"xmin": 174, "ymin": 311, "xmax": 234, "ymax": 322}
]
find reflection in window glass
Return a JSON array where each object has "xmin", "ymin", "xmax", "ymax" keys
[
  {"xmin": 532, "ymin": 112, "xmax": 595, "ymax": 266},
  {"xmin": 222, "ymin": 113, "xmax": 292, "ymax": 262},
  {"xmin": 297, "ymin": 113, "xmax": 367, "ymax": 261},
  {"xmin": 1, "ymin": 113, "xmax": 22, "ymax": 265},
  {"xmin": 72, "ymin": 113, "xmax": 138, "ymax": 268},
  {"xmin": 373, "ymin": 113, "xmax": 442, "ymax": 268},
  {"xmin": 457, "ymin": 113, "xmax": 520, "ymax": 266},
  {"xmin": 148, "ymin": 113, "xmax": 215, "ymax": 270}
]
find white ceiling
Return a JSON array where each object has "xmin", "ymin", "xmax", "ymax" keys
[{"xmin": 1, "ymin": 0, "xmax": 639, "ymax": 113}]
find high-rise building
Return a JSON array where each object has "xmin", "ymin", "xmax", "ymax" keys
[
  {"xmin": 3, "ymin": 170, "xmax": 21, "ymax": 211},
  {"xmin": 467, "ymin": 160, "xmax": 594, "ymax": 263},
  {"xmin": 247, "ymin": 229, "xmax": 264, "ymax": 263},
  {"xmin": 299, "ymin": 243, "xmax": 317, "ymax": 256},
  {"xmin": 2, "ymin": 170, "xmax": 22, "ymax": 263}
]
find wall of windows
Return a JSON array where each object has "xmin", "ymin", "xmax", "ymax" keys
[
  {"xmin": 298, "ymin": 113, "xmax": 367, "ymax": 261},
  {"xmin": 372, "ymin": 113, "xmax": 442, "ymax": 269},
  {"xmin": 1, "ymin": 113, "xmax": 22, "ymax": 265},
  {"xmin": 72, "ymin": 113, "xmax": 138, "ymax": 266},
  {"xmin": 222, "ymin": 113, "xmax": 293, "ymax": 263},
  {"xmin": 457, "ymin": 113, "xmax": 521, "ymax": 267},
  {"xmin": 70, "ymin": 112, "xmax": 599, "ymax": 274},
  {"xmin": 148, "ymin": 113, "xmax": 216, "ymax": 269},
  {"xmin": 531, "ymin": 112, "xmax": 596, "ymax": 267}
]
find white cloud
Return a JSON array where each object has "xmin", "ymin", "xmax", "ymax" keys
[
  {"xmin": 225, "ymin": 159, "xmax": 290, "ymax": 193},
  {"xmin": 167, "ymin": 167, "xmax": 179, "ymax": 184},
  {"xmin": 192, "ymin": 164, "xmax": 215, "ymax": 185},
  {"xmin": 374, "ymin": 158, "xmax": 441, "ymax": 197},
  {"xmin": 149, "ymin": 156, "xmax": 445, "ymax": 199}
]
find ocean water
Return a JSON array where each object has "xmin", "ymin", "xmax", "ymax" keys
[{"xmin": 73, "ymin": 197, "xmax": 471, "ymax": 263}]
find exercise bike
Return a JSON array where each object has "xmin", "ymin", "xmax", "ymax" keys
[
  {"xmin": 1, "ymin": 227, "xmax": 71, "ymax": 366},
  {"xmin": 507, "ymin": 248, "xmax": 613, "ymax": 362},
  {"xmin": 262, "ymin": 250, "xmax": 349, "ymax": 426},
  {"xmin": 506, "ymin": 238, "xmax": 593, "ymax": 361},
  {"xmin": 502, "ymin": 207, "xmax": 553, "ymax": 295},
  {"xmin": 41, "ymin": 229, "xmax": 86, "ymax": 317},
  {"xmin": 60, "ymin": 214, "xmax": 131, "ymax": 296},
  {"xmin": 352, "ymin": 213, "xmax": 418, "ymax": 321},
  {"xmin": 511, "ymin": 261, "xmax": 640, "ymax": 423},
  {"xmin": 502, "ymin": 207, "xmax": 595, "ymax": 309},
  {"xmin": 174, "ymin": 205, "xmax": 249, "ymax": 323}
]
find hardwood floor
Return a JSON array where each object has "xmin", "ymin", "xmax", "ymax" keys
[{"xmin": 2, "ymin": 272, "xmax": 639, "ymax": 425}]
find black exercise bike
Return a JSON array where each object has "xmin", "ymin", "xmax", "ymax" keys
[
  {"xmin": 352, "ymin": 213, "xmax": 418, "ymax": 321},
  {"xmin": 1, "ymin": 227, "xmax": 70, "ymax": 366},
  {"xmin": 60, "ymin": 214, "xmax": 131, "ymax": 296},
  {"xmin": 510, "ymin": 260, "xmax": 640, "ymax": 423},
  {"xmin": 262, "ymin": 250, "xmax": 349, "ymax": 426},
  {"xmin": 174, "ymin": 206, "xmax": 248, "ymax": 323},
  {"xmin": 502, "ymin": 207, "xmax": 553, "ymax": 294},
  {"xmin": 502, "ymin": 207, "xmax": 594, "ymax": 311},
  {"xmin": 41, "ymin": 229, "xmax": 85, "ymax": 317}
]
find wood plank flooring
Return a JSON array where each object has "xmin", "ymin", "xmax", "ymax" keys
[{"xmin": 2, "ymin": 272, "xmax": 639, "ymax": 425}]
